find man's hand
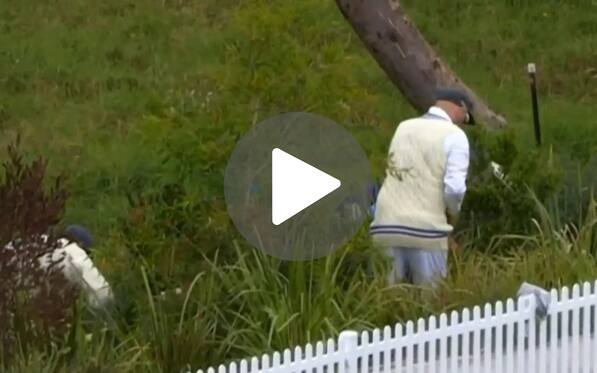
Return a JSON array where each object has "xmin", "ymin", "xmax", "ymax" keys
[
  {"xmin": 446, "ymin": 211, "xmax": 459, "ymax": 227},
  {"xmin": 446, "ymin": 211, "xmax": 462, "ymax": 253},
  {"xmin": 448, "ymin": 235, "xmax": 462, "ymax": 253}
]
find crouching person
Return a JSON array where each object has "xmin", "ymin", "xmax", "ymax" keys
[
  {"xmin": 6, "ymin": 224, "xmax": 114, "ymax": 310},
  {"xmin": 48, "ymin": 225, "xmax": 114, "ymax": 309}
]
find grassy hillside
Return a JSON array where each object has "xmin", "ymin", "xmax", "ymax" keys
[
  {"xmin": 2, "ymin": 0, "xmax": 596, "ymax": 228},
  {"xmin": 1, "ymin": 0, "xmax": 597, "ymax": 371}
]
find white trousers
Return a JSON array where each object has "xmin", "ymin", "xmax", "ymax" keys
[{"xmin": 386, "ymin": 247, "xmax": 448, "ymax": 286}]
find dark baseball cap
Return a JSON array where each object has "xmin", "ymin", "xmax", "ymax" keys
[
  {"xmin": 64, "ymin": 224, "xmax": 94, "ymax": 251},
  {"xmin": 434, "ymin": 87, "xmax": 475, "ymax": 125}
]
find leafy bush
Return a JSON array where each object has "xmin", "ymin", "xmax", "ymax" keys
[
  {"xmin": 112, "ymin": 112, "xmax": 236, "ymax": 287},
  {"xmin": 0, "ymin": 138, "xmax": 77, "ymax": 365},
  {"xmin": 0, "ymin": 138, "xmax": 68, "ymax": 242},
  {"xmin": 457, "ymin": 128, "xmax": 564, "ymax": 251}
]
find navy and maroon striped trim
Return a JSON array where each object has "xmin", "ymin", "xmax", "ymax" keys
[{"xmin": 370, "ymin": 225, "xmax": 449, "ymax": 238}]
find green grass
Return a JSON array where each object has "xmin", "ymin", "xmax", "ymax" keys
[{"xmin": 1, "ymin": 0, "xmax": 597, "ymax": 371}]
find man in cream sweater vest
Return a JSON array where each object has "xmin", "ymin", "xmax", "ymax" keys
[{"xmin": 371, "ymin": 87, "xmax": 475, "ymax": 286}]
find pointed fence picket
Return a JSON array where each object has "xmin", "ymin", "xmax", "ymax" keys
[{"xmin": 195, "ymin": 279, "xmax": 597, "ymax": 373}]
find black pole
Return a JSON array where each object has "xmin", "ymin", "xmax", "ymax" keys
[{"xmin": 528, "ymin": 63, "xmax": 542, "ymax": 147}]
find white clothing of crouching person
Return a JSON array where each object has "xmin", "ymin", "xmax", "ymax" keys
[{"xmin": 5, "ymin": 225, "xmax": 114, "ymax": 310}]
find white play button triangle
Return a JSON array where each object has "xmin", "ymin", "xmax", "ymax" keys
[{"xmin": 272, "ymin": 148, "xmax": 341, "ymax": 225}]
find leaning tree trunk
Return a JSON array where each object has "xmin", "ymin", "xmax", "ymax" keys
[{"xmin": 336, "ymin": 0, "xmax": 507, "ymax": 129}]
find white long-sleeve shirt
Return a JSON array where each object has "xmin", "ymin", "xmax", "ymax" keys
[
  {"xmin": 42, "ymin": 238, "xmax": 113, "ymax": 309},
  {"xmin": 5, "ymin": 236, "xmax": 114, "ymax": 309},
  {"xmin": 426, "ymin": 106, "xmax": 470, "ymax": 215}
]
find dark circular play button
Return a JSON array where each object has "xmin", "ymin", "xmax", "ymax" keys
[{"xmin": 224, "ymin": 112, "xmax": 373, "ymax": 261}]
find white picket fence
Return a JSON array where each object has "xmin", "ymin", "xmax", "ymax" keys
[{"xmin": 196, "ymin": 280, "xmax": 597, "ymax": 373}]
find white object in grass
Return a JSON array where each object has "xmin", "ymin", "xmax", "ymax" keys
[
  {"xmin": 517, "ymin": 282, "xmax": 551, "ymax": 319},
  {"xmin": 490, "ymin": 161, "xmax": 505, "ymax": 180}
]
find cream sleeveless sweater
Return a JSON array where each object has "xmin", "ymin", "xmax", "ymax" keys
[{"xmin": 370, "ymin": 115, "xmax": 463, "ymax": 250}]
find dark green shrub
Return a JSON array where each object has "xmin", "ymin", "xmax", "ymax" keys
[
  {"xmin": 458, "ymin": 128, "xmax": 564, "ymax": 251},
  {"xmin": 116, "ymin": 112, "xmax": 237, "ymax": 287}
]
